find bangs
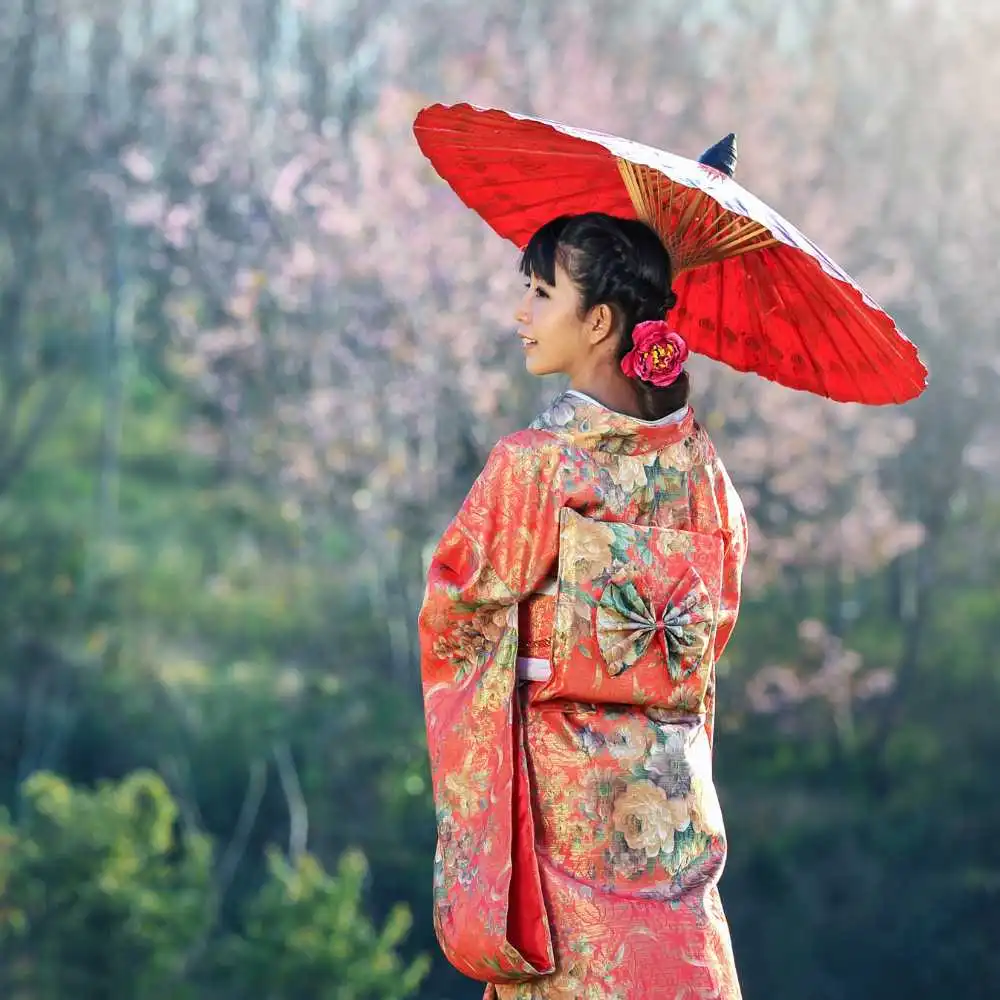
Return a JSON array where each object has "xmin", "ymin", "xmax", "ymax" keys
[{"xmin": 518, "ymin": 216, "xmax": 571, "ymax": 285}]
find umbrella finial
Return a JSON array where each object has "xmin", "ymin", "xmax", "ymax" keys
[{"xmin": 699, "ymin": 133, "xmax": 737, "ymax": 177}]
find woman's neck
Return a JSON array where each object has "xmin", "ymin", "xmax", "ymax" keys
[{"xmin": 568, "ymin": 373, "xmax": 644, "ymax": 419}]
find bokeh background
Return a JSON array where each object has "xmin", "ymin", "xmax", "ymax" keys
[{"xmin": 0, "ymin": 1, "xmax": 997, "ymax": 997}]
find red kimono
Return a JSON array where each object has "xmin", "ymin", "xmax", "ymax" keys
[{"xmin": 419, "ymin": 391, "xmax": 747, "ymax": 999}]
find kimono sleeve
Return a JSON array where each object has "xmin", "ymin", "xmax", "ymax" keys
[
  {"xmin": 712, "ymin": 455, "xmax": 749, "ymax": 664},
  {"xmin": 704, "ymin": 452, "xmax": 749, "ymax": 749},
  {"xmin": 418, "ymin": 434, "xmax": 561, "ymax": 983}
]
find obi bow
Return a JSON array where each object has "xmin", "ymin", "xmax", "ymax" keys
[{"xmin": 596, "ymin": 574, "xmax": 713, "ymax": 680}]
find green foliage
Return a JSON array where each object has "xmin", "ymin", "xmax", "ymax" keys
[
  {"xmin": 0, "ymin": 773, "xmax": 429, "ymax": 1000},
  {"xmin": 0, "ymin": 512, "xmax": 119, "ymax": 639},
  {"xmin": 216, "ymin": 848, "xmax": 430, "ymax": 999},
  {"xmin": 0, "ymin": 771, "xmax": 212, "ymax": 999}
]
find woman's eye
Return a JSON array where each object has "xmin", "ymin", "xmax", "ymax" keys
[{"xmin": 534, "ymin": 287, "xmax": 549, "ymax": 298}]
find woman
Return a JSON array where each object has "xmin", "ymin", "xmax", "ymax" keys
[{"xmin": 419, "ymin": 212, "xmax": 747, "ymax": 999}]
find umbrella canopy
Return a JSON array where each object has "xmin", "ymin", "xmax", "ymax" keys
[{"xmin": 413, "ymin": 102, "xmax": 927, "ymax": 405}]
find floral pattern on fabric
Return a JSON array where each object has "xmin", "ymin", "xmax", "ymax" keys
[
  {"xmin": 543, "ymin": 507, "xmax": 723, "ymax": 711},
  {"xmin": 596, "ymin": 571, "xmax": 713, "ymax": 679},
  {"xmin": 419, "ymin": 391, "xmax": 748, "ymax": 999}
]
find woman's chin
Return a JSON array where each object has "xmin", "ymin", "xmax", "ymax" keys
[{"xmin": 524, "ymin": 352, "xmax": 555, "ymax": 377}]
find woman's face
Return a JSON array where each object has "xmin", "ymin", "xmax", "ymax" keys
[{"xmin": 514, "ymin": 261, "xmax": 592, "ymax": 379}]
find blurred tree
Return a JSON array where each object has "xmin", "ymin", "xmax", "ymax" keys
[
  {"xmin": 0, "ymin": 1, "xmax": 997, "ymax": 998},
  {"xmin": 0, "ymin": 770, "xmax": 212, "ymax": 999},
  {"xmin": 215, "ymin": 847, "xmax": 429, "ymax": 1000},
  {"xmin": 0, "ymin": 770, "xmax": 429, "ymax": 999}
]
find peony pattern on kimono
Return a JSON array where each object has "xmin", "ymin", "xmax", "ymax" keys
[{"xmin": 420, "ymin": 390, "xmax": 748, "ymax": 998}]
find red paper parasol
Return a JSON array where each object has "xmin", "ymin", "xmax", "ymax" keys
[{"xmin": 413, "ymin": 103, "xmax": 927, "ymax": 405}]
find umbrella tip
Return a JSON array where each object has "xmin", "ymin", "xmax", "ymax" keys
[{"xmin": 699, "ymin": 133, "xmax": 737, "ymax": 177}]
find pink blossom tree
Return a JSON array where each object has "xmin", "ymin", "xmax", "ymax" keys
[{"xmin": 98, "ymin": 0, "xmax": 998, "ymax": 704}]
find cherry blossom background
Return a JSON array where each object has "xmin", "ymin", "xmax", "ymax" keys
[{"xmin": 0, "ymin": 1, "xmax": 997, "ymax": 997}]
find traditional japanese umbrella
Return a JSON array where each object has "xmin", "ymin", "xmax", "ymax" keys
[{"xmin": 413, "ymin": 103, "xmax": 927, "ymax": 405}]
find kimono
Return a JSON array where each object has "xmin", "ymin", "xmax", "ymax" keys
[{"xmin": 418, "ymin": 389, "xmax": 748, "ymax": 1000}]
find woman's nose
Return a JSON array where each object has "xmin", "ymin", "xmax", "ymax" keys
[{"xmin": 514, "ymin": 290, "xmax": 531, "ymax": 325}]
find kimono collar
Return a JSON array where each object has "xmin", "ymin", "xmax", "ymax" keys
[{"xmin": 530, "ymin": 390, "xmax": 697, "ymax": 454}]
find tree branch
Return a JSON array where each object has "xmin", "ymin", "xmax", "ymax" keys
[
  {"xmin": 215, "ymin": 756, "xmax": 268, "ymax": 897},
  {"xmin": 171, "ymin": 756, "xmax": 267, "ymax": 982},
  {"xmin": 273, "ymin": 739, "xmax": 308, "ymax": 863}
]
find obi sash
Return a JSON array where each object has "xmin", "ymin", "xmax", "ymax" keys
[{"xmin": 517, "ymin": 580, "xmax": 556, "ymax": 683}]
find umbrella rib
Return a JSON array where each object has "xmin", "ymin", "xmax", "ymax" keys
[
  {"xmin": 747, "ymin": 252, "xmax": 802, "ymax": 390},
  {"xmin": 715, "ymin": 260, "xmax": 727, "ymax": 374},
  {"xmin": 781, "ymin": 250, "xmax": 910, "ymax": 387},
  {"xmin": 805, "ymin": 265, "xmax": 923, "ymax": 400},
  {"xmin": 673, "ymin": 187, "xmax": 709, "ymax": 236},
  {"xmin": 772, "ymin": 251, "xmax": 865, "ymax": 400},
  {"xmin": 809, "ymin": 265, "xmax": 916, "ymax": 369},
  {"xmin": 711, "ymin": 226, "xmax": 779, "ymax": 252},
  {"xmin": 680, "ymin": 235, "xmax": 780, "ymax": 272},
  {"xmin": 707, "ymin": 211, "xmax": 762, "ymax": 243}
]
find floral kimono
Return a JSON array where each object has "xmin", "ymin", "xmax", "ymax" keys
[{"xmin": 418, "ymin": 390, "xmax": 748, "ymax": 1000}]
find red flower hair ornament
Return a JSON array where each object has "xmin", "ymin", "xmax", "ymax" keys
[{"xmin": 620, "ymin": 321, "xmax": 689, "ymax": 388}]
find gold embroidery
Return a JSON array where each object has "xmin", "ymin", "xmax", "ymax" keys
[{"xmin": 420, "ymin": 392, "xmax": 747, "ymax": 997}]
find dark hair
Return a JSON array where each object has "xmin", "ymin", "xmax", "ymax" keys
[{"xmin": 519, "ymin": 212, "xmax": 690, "ymax": 421}]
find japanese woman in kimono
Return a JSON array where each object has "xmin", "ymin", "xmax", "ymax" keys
[{"xmin": 418, "ymin": 212, "xmax": 748, "ymax": 999}]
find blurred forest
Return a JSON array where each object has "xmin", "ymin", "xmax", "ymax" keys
[{"xmin": 0, "ymin": 0, "xmax": 998, "ymax": 997}]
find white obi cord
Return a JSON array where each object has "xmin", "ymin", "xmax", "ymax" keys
[
  {"xmin": 516, "ymin": 656, "xmax": 553, "ymax": 682},
  {"xmin": 515, "ymin": 575, "xmax": 558, "ymax": 683}
]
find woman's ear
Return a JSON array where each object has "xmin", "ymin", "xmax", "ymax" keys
[{"xmin": 588, "ymin": 303, "xmax": 615, "ymax": 346}]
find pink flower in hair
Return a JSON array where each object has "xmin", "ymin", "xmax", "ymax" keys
[{"xmin": 620, "ymin": 321, "xmax": 689, "ymax": 388}]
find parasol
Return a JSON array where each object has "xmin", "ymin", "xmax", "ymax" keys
[{"xmin": 412, "ymin": 103, "xmax": 927, "ymax": 405}]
